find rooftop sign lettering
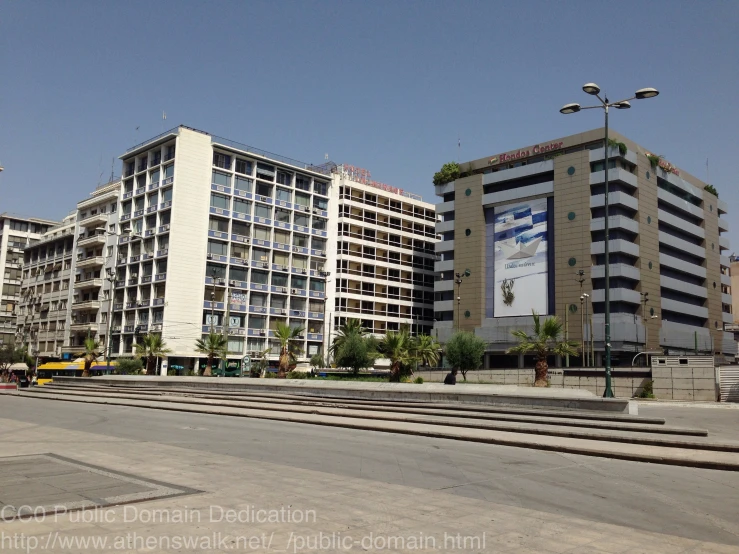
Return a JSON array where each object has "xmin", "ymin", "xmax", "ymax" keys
[{"xmin": 493, "ymin": 141, "xmax": 564, "ymax": 164}]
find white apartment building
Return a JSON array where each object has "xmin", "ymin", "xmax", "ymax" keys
[
  {"xmin": 17, "ymin": 213, "xmax": 77, "ymax": 357},
  {"xmin": 327, "ymin": 166, "xmax": 436, "ymax": 344},
  {"xmin": 69, "ymin": 180, "xmax": 122, "ymax": 357},
  {"xmin": 0, "ymin": 213, "xmax": 58, "ymax": 348},
  {"xmin": 111, "ymin": 126, "xmax": 332, "ymax": 374}
]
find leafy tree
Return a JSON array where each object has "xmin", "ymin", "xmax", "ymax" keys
[
  {"xmin": 309, "ymin": 353, "xmax": 325, "ymax": 370},
  {"xmin": 134, "ymin": 333, "xmax": 172, "ymax": 375},
  {"xmin": 195, "ymin": 332, "xmax": 227, "ymax": 376},
  {"xmin": 411, "ymin": 334, "xmax": 441, "ymax": 368},
  {"xmin": 0, "ymin": 343, "xmax": 28, "ymax": 381},
  {"xmin": 116, "ymin": 357, "xmax": 144, "ymax": 375},
  {"xmin": 379, "ymin": 330, "xmax": 412, "ymax": 382},
  {"xmin": 444, "ymin": 331, "xmax": 486, "ymax": 381},
  {"xmin": 274, "ymin": 322, "xmax": 305, "ymax": 378},
  {"xmin": 704, "ymin": 184, "xmax": 718, "ymax": 198},
  {"xmin": 433, "ymin": 162, "xmax": 461, "ymax": 186},
  {"xmin": 507, "ymin": 312, "xmax": 579, "ymax": 387},
  {"xmin": 329, "ymin": 318, "xmax": 368, "ymax": 358},
  {"xmin": 334, "ymin": 332, "xmax": 377, "ymax": 375},
  {"xmin": 79, "ymin": 337, "xmax": 101, "ymax": 378}
]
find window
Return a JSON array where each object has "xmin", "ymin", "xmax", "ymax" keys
[
  {"xmin": 227, "ymin": 338, "xmax": 244, "ymax": 353},
  {"xmin": 292, "ymin": 256, "xmax": 308, "ymax": 269},
  {"xmin": 276, "ymin": 171, "xmax": 291, "ymax": 186},
  {"xmin": 294, "ymin": 213, "xmax": 309, "ymax": 227},
  {"xmin": 272, "ymin": 273, "xmax": 288, "ymax": 287},
  {"xmin": 110, "ymin": 202, "xmax": 117, "ymax": 213},
  {"xmin": 210, "ymin": 193, "xmax": 229, "ymax": 210},
  {"xmin": 209, "ymin": 217, "xmax": 228, "ymax": 232},
  {"xmin": 274, "ymin": 230, "xmax": 290, "ymax": 245},
  {"xmin": 256, "ymin": 162, "xmax": 275, "ymax": 179},
  {"xmin": 212, "ymin": 171, "xmax": 231, "ymax": 187},
  {"xmin": 312, "ymin": 238, "xmax": 327, "ymax": 251},
  {"xmin": 252, "ymin": 248, "xmax": 269, "ymax": 262},
  {"xmin": 293, "ymin": 234, "xmax": 309, "ymax": 247},
  {"xmin": 255, "ymin": 205, "xmax": 271, "ymax": 219},
  {"xmin": 276, "ymin": 188, "xmax": 291, "ymax": 202},
  {"xmin": 275, "ymin": 209, "xmax": 290, "ymax": 223},
  {"xmin": 294, "ymin": 193, "xmax": 310, "ymax": 207},
  {"xmin": 163, "ymin": 164, "xmax": 174, "ymax": 178},
  {"xmin": 232, "ymin": 221, "xmax": 250, "ymax": 237},
  {"xmin": 291, "ymin": 276, "xmax": 307, "ymax": 290},
  {"xmin": 213, "ymin": 153, "xmax": 231, "ymax": 169},
  {"xmin": 309, "ymin": 280, "xmax": 325, "ymax": 292},
  {"xmin": 236, "ymin": 159, "xmax": 252, "ymax": 175},
  {"xmin": 205, "ymin": 262, "xmax": 227, "ymax": 279},
  {"xmin": 229, "ymin": 267, "xmax": 247, "ymax": 281},
  {"xmin": 313, "ymin": 197, "xmax": 328, "ymax": 210},
  {"xmin": 273, "ymin": 252, "xmax": 289, "ymax": 266},
  {"xmin": 256, "ymin": 183, "xmax": 272, "ymax": 197},
  {"xmin": 231, "ymin": 244, "xmax": 248, "ymax": 259},
  {"xmin": 233, "ymin": 198, "xmax": 251, "ymax": 215},
  {"xmin": 253, "ymin": 226, "xmax": 271, "ymax": 241},
  {"xmin": 248, "ymin": 316, "xmax": 266, "ymax": 329},
  {"xmin": 313, "ymin": 218, "xmax": 327, "ymax": 231},
  {"xmin": 314, "ymin": 181, "xmax": 328, "ymax": 196},
  {"xmin": 207, "ymin": 240, "xmax": 228, "ymax": 256},
  {"xmin": 295, "ymin": 176, "xmax": 310, "ymax": 191},
  {"xmin": 235, "ymin": 176, "xmax": 252, "ymax": 192},
  {"xmin": 250, "ymin": 293, "xmax": 267, "ymax": 307},
  {"xmin": 150, "ymin": 169, "xmax": 161, "ymax": 184},
  {"xmin": 161, "ymin": 188, "xmax": 173, "ymax": 202},
  {"xmin": 251, "ymin": 271, "xmax": 268, "ymax": 285}
]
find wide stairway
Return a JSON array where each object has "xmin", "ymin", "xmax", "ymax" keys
[{"xmin": 21, "ymin": 381, "xmax": 739, "ymax": 471}]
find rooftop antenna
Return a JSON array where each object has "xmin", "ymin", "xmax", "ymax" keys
[
  {"xmin": 109, "ymin": 157, "xmax": 115, "ymax": 182},
  {"xmin": 162, "ymin": 111, "xmax": 167, "ymax": 132},
  {"xmin": 706, "ymin": 157, "xmax": 709, "ymax": 186},
  {"xmin": 325, "ymin": 153, "xmax": 329, "ymax": 160},
  {"xmin": 457, "ymin": 135, "xmax": 461, "ymax": 162}
]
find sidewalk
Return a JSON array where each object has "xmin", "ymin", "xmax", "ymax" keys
[{"xmin": 0, "ymin": 401, "xmax": 737, "ymax": 553}]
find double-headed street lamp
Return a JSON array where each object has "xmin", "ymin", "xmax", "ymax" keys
[{"xmin": 560, "ymin": 83, "xmax": 659, "ymax": 398}]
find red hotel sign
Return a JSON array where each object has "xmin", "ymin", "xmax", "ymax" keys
[{"xmin": 495, "ymin": 141, "xmax": 564, "ymax": 164}]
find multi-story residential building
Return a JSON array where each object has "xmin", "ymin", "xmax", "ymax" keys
[
  {"xmin": 0, "ymin": 213, "xmax": 57, "ymax": 348},
  {"xmin": 17, "ymin": 213, "xmax": 77, "ymax": 357},
  {"xmin": 434, "ymin": 128, "xmax": 734, "ymax": 366},
  {"xmin": 111, "ymin": 126, "xmax": 333, "ymax": 374},
  {"xmin": 69, "ymin": 180, "xmax": 121, "ymax": 357},
  {"xmin": 328, "ymin": 165, "xmax": 436, "ymax": 343}
]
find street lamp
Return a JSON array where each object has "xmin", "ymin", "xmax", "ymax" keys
[
  {"xmin": 454, "ymin": 270, "xmax": 470, "ymax": 333},
  {"xmin": 560, "ymin": 83, "xmax": 659, "ymax": 397}
]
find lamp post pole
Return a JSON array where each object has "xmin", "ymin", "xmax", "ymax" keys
[
  {"xmin": 560, "ymin": 84, "xmax": 659, "ymax": 397},
  {"xmin": 454, "ymin": 270, "xmax": 469, "ymax": 333}
]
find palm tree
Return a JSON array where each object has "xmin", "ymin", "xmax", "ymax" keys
[
  {"xmin": 379, "ymin": 330, "xmax": 412, "ymax": 382},
  {"xmin": 195, "ymin": 332, "xmax": 227, "ymax": 376},
  {"xmin": 80, "ymin": 337, "xmax": 101, "ymax": 378},
  {"xmin": 507, "ymin": 312, "xmax": 579, "ymax": 387},
  {"xmin": 411, "ymin": 334, "xmax": 441, "ymax": 368},
  {"xmin": 329, "ymin": 318, "xmax": 367, "ymax": 359},
  {"xmin": 274, "ymin": 322, "xmax": 305, "ymax": 378},
  {"xmin": 134, "ymin": 333, "xmax": 172, "ymax": 375}
]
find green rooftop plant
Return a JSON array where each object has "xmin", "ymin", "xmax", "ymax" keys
[
  {"xmin": 704, "ymin": 184, "xmax": 718, "ymax": 198},
  {"xmin": 645, "ymin": 153, "xmax": 662, "ymax": 169},
  {"xmin": 433, "ymin": 162, "xmax": 461, "ymax": 186},
  {"xmin": 607, "ymin": 138, "xmax": 628, "ymax": 156}
]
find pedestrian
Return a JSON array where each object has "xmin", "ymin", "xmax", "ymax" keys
[{"xmin": 444, "ymin": 368, "xmax": 458, "ymax": 385}]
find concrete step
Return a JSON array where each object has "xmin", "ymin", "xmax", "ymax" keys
[
  {"xmin": 17, "ymin": 390, "xmax": 739, "ymax": 471},
  {"xmin": 22, "ymin": 388, "xmax": 734, "ymax": 452},
  {"xmin": 36, "ymin": 384, "xmax": 702, "ymax": 437}
]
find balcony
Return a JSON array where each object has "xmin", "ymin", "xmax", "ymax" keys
[
  {"xmin": 658, "ymin": 232, "xmax": 705, "ymax": 260},
  {"xmin": 658, "ymin": 209, "xmax": 705, "ymax": 240},
  {"xmin": 70, "ymin": 322, "xmax": 97, "ymax": 333},
  {"xmin": 660, "ymin": 275, "xmax": 707, "ymax": 299},
  {"xmin": 590, "ymin": 191, "xmax": 638, "ymax": 212},
  {"xmin": 721, "ymin": 273, "xmax": 732, "ymax": 287},
  {"xmin": 657, "ymin": 188, "xmax": 703, "ymax": 221},
  {"xmin": 589, "ymin": 146, "xmax": 638, "ymax": 165},
  {"xmin": 590, "ymin": 215, "xmax": 639, "ymax": 235},
  {"xmin": 77, "ymin": 234, "xmax": 107, "ymax": 248},
  {"xmin": 719, "ymin": 218, "xmax": 729, "ymax": 233},
  {"xmin": 590, "ymin": 239, "xmax": 639, "ymax": 258},
  {"xmin": 720, "ymin": 236, "xmax": 731, "ymax": 251},
  {"xmin": 659, "ymin": 252, "xmax": 706, "ymax": 278},
  {"xmin": 589, "ymin": 167, "xmax": 638, "ymax": 189},
  {"xmin": 72, "ymin": 300, "xmax": 101, "ymax": 311},
  {"xmin": 79, "ymin": 212, "xmax": 109, "ymax": 228},
  {"xmin": 722, "ymin": 292, "xmax": 732, "ymax": 306},
  {"xmin": 661, "ymin": 297, "xmax": 708, "ymax": 319},
  {"xmin": 76, "ymin": 256, "xmax": 105, "ymax": 269},
  {"xmin": 591, "ymin": 263, "xmax": 640, "ymax": 282},
  {"xmin": 74, "ymin": 278, "xmax": 103, "ymax": 290},
  {"xmin": 591, "ymin": 288, "xmax": 641, "ymax": 305},
  {"xmin": 153, "ymin": 298, "xmax": 165, "ymax": 306}
]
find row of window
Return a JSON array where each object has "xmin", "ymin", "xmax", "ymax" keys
[
  {"xmin": 212, "ymin": 152, "xmax": 328, "ymax": 194},
  {"xmin": 210, "ymin": 192, "xmax": 328, "ymax": 213},
  {"xmin": 213, "ymin": 170, "xmax": 329, "ymax": 197}
]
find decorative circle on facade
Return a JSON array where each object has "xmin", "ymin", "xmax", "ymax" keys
[
  {"xmin": 712, "ymin": 243, "xmax": 715, "ymax": 250},
  {"xmin": 465, "ymin": 188, "xmax": 472, "ymax": 197},
  {"xmin": 710, "ymin": 205, "xmax": 713, "ymax": 212},
  {"xmin": 648, "ymin": 261, "xmax": 653, "ymax": 270},
  {"xmin": 568, "ymin": 257, "xmax": 576, "ymax": 267},
  {"xmin": 715, "ymin": 321, "xmax": 719, "ymax": 328},
  {"xmin": 567, "ymin": 166, "xmax": 576, "ymax": 176},
  {"xmin": 567, "ymin": 212, "xmax": 576, "ymax": 221},
  {"xmin": 569, "ymin": 304, "xmax": 578, "ymax": 313},
  {"xmin": 647, "ymin": 215, "xmax": 652, "ymax": 224},
  {"xmin": 464, "ymin": 310, "xmax": 471, "ymax": 318},
  {"xmin": 646, "ymin": 171, "xmax": 650, "ymax": 180},
  {"xmin": 713, "ymin": 281, "xmax": 717, "ymax": 288},
  {"xmin": 650, "ymin": 307, "xmax": 655, "ymax": 317},
  {"xmin": 465, "ymin": 228, "xmax": 471, "ymax": 236}
]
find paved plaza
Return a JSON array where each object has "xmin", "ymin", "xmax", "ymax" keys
[{"xmin": 0, "ymin": 396, "xmax": 738, "ymax": 553}]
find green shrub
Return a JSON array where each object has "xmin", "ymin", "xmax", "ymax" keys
[
  {"xmin": 116, "ymin": 357, "xmax": 143, "ymax": 375},
  {"xmin": 414, "ymin": 376, "xmax": 424, "ymax": 384},
  {"xmin": 433, "ymin": 162, "xmax": 461, "ymax": 186},
  {"xmin": 286, "ymin": 370, "xmax": 308, "ymax": 379},
  {"xmin": 637, "ymin": 380, "xmax": 655, "ymax": 399},
  {"xmin": 704, "ymin": 184, "xmax": 718, "ymax": 198},
  {"xmin": 263, "ymin": 371, "xmax": 279, "ymax": 379}
]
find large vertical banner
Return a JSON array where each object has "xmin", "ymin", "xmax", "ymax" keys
[{"xmin": 493, "ymin": 199, "xmax": 549, "ymax": 316}]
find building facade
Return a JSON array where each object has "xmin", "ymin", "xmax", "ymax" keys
[
  {"xmin": 328, "ymin": 165, "xmax": 436, "ymax": 344},
  {"xmin": 17, "ymin": 213, "xmax": 77, "ymax": 357},
  {"xmin": 0, "ymin": 213, "xmax": 58, "ymax": 349},
  {"xmin": 111, "ymin": 126, "xmax": 333, "ymax": 373},
  {"xmin": 434, "ymin": 128, "xmax": 734, "ymax": 366}
]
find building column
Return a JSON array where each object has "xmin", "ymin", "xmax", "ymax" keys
[
  {"xmin": 517, "ymin": 353, "xmax": 524, "ymax": 369},
  {"xmin": 555, "ymin": 354, "xmax": 562, "ymax": 368},
  {"xmin": 595, "ymin": 351, "xmax": 603, "ymax": 367}
]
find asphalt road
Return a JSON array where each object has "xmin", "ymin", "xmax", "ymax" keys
[{"xmin": 2, "ymin": 396, "xmax": 739, "ymax": 545}]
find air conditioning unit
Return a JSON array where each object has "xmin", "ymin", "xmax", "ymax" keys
[
  {"xmin": 291, "ymin": 288, "xmax": 299, "ymax": 294},
  {"xmin": 258, "ymin": 330, "xmax": 265, "ymax": 336},
  {"xmin": 131, "ymin": 273, "xmax": 138, "ymax": 278},
  {"xmin": 216, "ymin": 278, "xmax": 225, "ymax": 285},
  {"xmin": 320, "ymin": 251, "xmax": 326, "ymax": 256},
  {"xmin": 163, "ymin": 224, "xmax": 170, "ymax": 230},
  {"xmin": 279, "ymin": 309, "xmax": 287, "ymax": 315},
  {"xmin": 260, "ymin": 256, "xmax": 267, "ymax": 261},
  {"xmin": 301, "ymin": 268, "xmax": 307, "ymax": 274},
  {"xmin": 207, "ymin": 253, "xmax": 213, "ymax": 259},
  {"xmin": 293, "ymin": 247, "xmax": 301, "ymax": 252},
  {"xmin": 312, "ymin": 208, "xmax": 320, "ymax": 214},
  {"xmin": 229, "ymin": 280, "xmax": 237, "ymax": 286},
  {"xmin": 279, "ymin": 286, "xmax": 287, "ymax": 293}
]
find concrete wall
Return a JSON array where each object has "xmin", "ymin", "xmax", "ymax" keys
[{"xmin": 651, "ymin": 356, "xmax": 718, "ymax": 401}]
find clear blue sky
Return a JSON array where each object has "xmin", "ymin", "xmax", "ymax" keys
[{"xmin": 1, "ymin": 1, "xmax": 738, "ymax": 231}]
